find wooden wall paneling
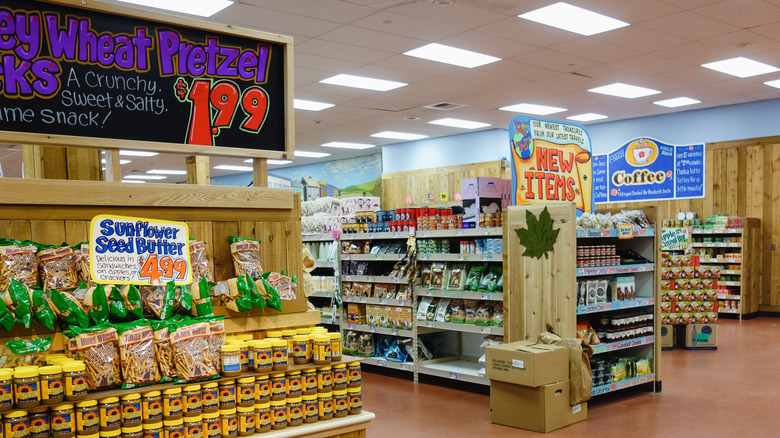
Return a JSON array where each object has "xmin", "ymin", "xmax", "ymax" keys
[
  {"xmin": 211, "ymin": 222, "xmax": 239, "ymax": 281},
  {"xmin": 745, "ymin": 145, "xmax": 765, "ymax": 301},
  {"xmin": 41, "ymin": 146, "xmax": 68, "ymax": 180},
  {"xmin": 66, "ymin": 148, "xmax": 101, "ymax": 181},
  {"xmin": 725, "ymin": 147, "xmax": 740, "ymax": 215},
  {"xmin": 285, "ymin": 220, "xmax": 304, "ymax": 281},
  {"xmin": 743, "ymin": 218, "xmax": 761, "ymax": 314},
  {"xmin": 64, "ymin": 220, "xmax": 90, "ymax": 245},
  {"xmin": 256, "ymin": 221, "xmax": 289, "ymax": 273},
  {"xmin": 30, "ymin": 220, "xmax": 66, "ymax": 245},
  {"xmin": 769, "ymin": 144, "xmax": 780, "ymax": 306},
  {"xmin": 0, "ymin": 220, "xmax": 31, "ymax": 240}
]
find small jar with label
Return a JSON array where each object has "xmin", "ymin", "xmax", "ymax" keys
[
  {"xmin": 269, "ymin": 401, "xmax": 286, "ymax": 431},
  {"xmin": 200, "ymin": 413, "xmax": 219, "ymax": 438},
  {"xmin": 312, "ymin": 336, "xmax": 331, "ymax": 365},
  {"xmin": 291, "ymin": 336, "xmax": 310, "ymax": 365},
  {"xmin": 75, "ymin": 400, "xmax": 100, "ymax": 435},
  {"xmin": 270, "ymin": 341, "xmax": 288, "ymax": 372},
  {"xmin": 14, "ymin": 367, "xmax": 41, "ymax": 409},
  {"xmin": 332, "ymin": 364, "xmax": 347, "ymax": 390},
  {"xmin": 0, "ymin": 369, "xmax": 14, "ymax": 411},
  {"xmin": 238, "ymin": 342, "xmax": 250, "ymax": 373},
  {"xmin": 269, "ymin": 374, "xmax": 286, "ymax": 402},
  {"xmin": 317, "ymin": 392, "xmax": 333, "ymax": 421},
  {"xmin": 317, "ymin": 367, "xmax": 333, "ymax": 393},
  {"xmin": 218, "ymin": 380, "xmax": 236, "ymax": 410},
  {"xmin": 332, "ymin": 390, "xmax": 348, "ymax": 418},
  {"xmin": 235, "ymin": 407, "xmax": 254, "ymax": 437},
  {"xmin": 244, "ymin": 342, "xmax": 255, "ymax": 371},
  {"xmin": 162, "ymin": 389, "xmax": 183, "ymax": 422},
  {"xmin": 62, "ymin": 362, "xmax": 87, "ymax": 402},
  {"xmin": 252, "ymin": 341, "xmax": 272, "ymax": 373},
  {"xmin": 29, "ymin": 406, "xmax": 50, "ymax": 438},
  {"xmin": 219, "ymin": 345, "xmax": 241, "ymax": 378},
  {"xmin": 295, "ymin": 328, "xmax": 311, "ymax": 336},
  {"xmin": 141, "ymin": 422, "xmax": 161, "ymax": 438},
  {"xmin": 120, "ymin": 394, "xmax": 142, "ymax": 428},
  {"xmin": 236, "ymin": 378, "xmax": 254, "ymax": 408},
  {"xmin": 301, "ymin": 369, "xmax": 317, "ymax": 396},
  {"xmin": 200, "ymin": 384, "xmax": 218, "ymax": 414},
  {"xmin": 3, "ymin": 410, "xmax": 30, "ymax": 438},
  {"xmin": 39, "ymin": 366, "xmax": 64, "ymax": 406},
  {"xmin": 51, "ymin": 403, "xmax": 75, "ymax": 438},
  {"xmin": 255, "ymin": 375, "xmax": 270, "ymax": 404},
  {"xmin": 285, "ymin": 372, "xmax": 302, "ymax": 398},
  {"xmin": 218, "ymin": 410, "xmax": 237, "ymax": 438},
  {"xmin": 347, "ymin": 387, "xmax": 362, "ymax": 415},
  {"xmin": 141, "ymin": 392, "xmax": 162, "ymax": 424},
  {"xmin": 328, "ymin": 333, "xmax": 342, "ymax": 362},
  {"xmin": 121, "ymin": 425, "xmax": 141, "ymax": 438},
  {"xmin": 161, "ymin": 420, "xmax": 182, "ymax": 438},
  {"xmin": 347, "ymin": 362, "xmax": 361, "ymax": 388},
  {"xmin": 99, "ymin": 397, "xmax": 121, "ymax": 432},
  {"xmin": 99, "ymin": 430, "xmax": 120, "ymax": 438},
  {"xmin": 182, "ymin": 386, "xmax": 202, "ymax": 418},
  {"xmin": 285, "ymin": 398, "xmax": 303, "ymax": 427},
  {"xmin": 281, "ymin": 330, "xmax": 297, "ymax": 358},
  {"xmin": 254, "ymin": 403, "xmax": 271, "ymax": 434},
  {"xmin": 302, "ymin": 395, "xmax": 318, "ymax": 424},
  {"xmin": 182, "ymin": 416, "xmax": 202, "ymax": 438}
]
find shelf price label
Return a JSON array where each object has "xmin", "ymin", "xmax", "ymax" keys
[
  {"xmin": 89, "ymin": 215, "xmax": 191, "ymax": 285},
  {"xmin": 449, "ymin": 372, "xmax": 461, "ymax": 380},
  {"xmin": 618, "ymin": 224, "xmax": 634, "ymax": 239}
]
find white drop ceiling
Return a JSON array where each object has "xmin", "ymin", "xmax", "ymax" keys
[{"xmin": 4, "ymin": 0, "xmax": 780, "ymax": 183}]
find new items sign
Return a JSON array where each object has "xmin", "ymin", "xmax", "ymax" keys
[
  {"xmin": 509, "ymin": 116, "xmax": 594, "ymax": 214},
  {"xmin": 0, "ymin": 0, "xmax": 289, "ymax": 154},
  {"xmin": 593, "ymin": 138, "xmax": 705, "ymax": 203}
]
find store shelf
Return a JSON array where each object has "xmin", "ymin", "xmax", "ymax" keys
[
  {"xmin": 343, "ymin": 231, "xmax": 412, "ymax": 240},
  {"xmin": 719, "ymin": 308, "xmax": 741, "ymax": 314},
  {"xmin": 719, "ymin": 281, "xmax": 742, "ymax": 287},
  {"xmin": 699, "ymin": 257, "xmax": 741, "ymax": 264},
  {"xmin": 320, "ymin": 317, "xmax": 339, "ymax": 325},
  {"xmin": 417, "ymin": 288, "xmax": 503, "ymax": 302},
  {"xmin": 720, "ymin": 270, "xmax": 741, "ymax": 275},
  {"xmin": 576, "ymin": 228, "xmax": 655, "ymax": 238},
  {"xmin": 342, "ymin": 295, "xmax": 413, "ymax": 307},
  {"xmin": 341, "ymin": 253, "xmax": 405, "ymax": 261},
  {"xmin": 302, "ymin": 233, "xmax": 337, "ymax": 242},
  {"xmin": 577, "ymin": 263, "xmax": 654, "ymax": 277},
  {"xmin": 577, "ymin": 297, "xmax": 655, "ymax": 315},
  {"xmin": 361, "ymin": 357, "xmax": 414, "ymax": 371},
  {"xmin": 415, "ymin": 228, "xmax": 502, "ymax": 238},
  {"xmin": 717, "ymin": 294, "xmax": 741, "ymax": 300},
  {"xmin": 309, "ymin": 290, "xmax": 335, "ymax": 298},
  {"xmin": 417, "ymin": 253, "xmax": 502, "ymax": 262},
  {"xmin": 418, "ymin": 320, "xmax": 503, "ymax": 335},
  {"xmin": 691, "ymin": 242, "xmax": 742, "ymax": 248},
  {"xmin": 313, "ymin": 259, "xmax": 337, "ymax": 268},
  {"xmin": 691, "ymin": 228, "xmax": 743, "ymax": 234},
  {"xmin": 591, "ymin": 336, "xmax": 654, "ymax": 355},
  {"xmin": 261, "ymin": 411, "xmax": 375, "ymax": 437},
  {"xmin": 345, "ymin": 323, "xmax": 414, "ymax": 338},
  {"xmin": 418, "ymin": 359, "xmax": 488, "ymax": 385},
  {"xmin": 591, "ymin": 373, "xmax": 655, "ymax": 396},
  {"xmin": 342, "ymin": 275, "xmax": 410, "ymax": 284}
]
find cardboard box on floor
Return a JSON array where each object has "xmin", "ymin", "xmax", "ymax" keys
[
  {"xmin": 684, "ymin": 323, "xmax": 718, "ymax": 349},
  {"xmin": 490, "ymin": 380, "xmax": 588, "ymax": 433},
  {"xmin": 485, "ymin": 341, "xmax": 568, "ymax": 386},
  {"xmin": 661, "ymin": 324, "xmax": 675, "ymax": 349}
]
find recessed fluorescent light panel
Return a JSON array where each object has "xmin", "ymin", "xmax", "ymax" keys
[
  {"xmin": 654, "ymin": 97, "xmax": 701, "ymax": 108},
  {"xmin": 213, "ymin": 165, "xmax": 253, "ymax": 172},
  {"xmin": 588, "ymin": 83, "xmax": 661, "ymax": 99},
  {"xmin": 117, "ymin": 0, "xmax": 232, "ymax": 17},
  {"xmin": 101, "ymin": 159, "xmax": 132, "ymax": 164},
  {"xmin": 119, "ymin": 150, "xmax": 159, "ymax": 157},
  {"xmin": 147, "ymin": 169, "xmax": 188, "ymax": 175},
  {"xmin": 121, "ymin": 180, "xmax": 145, "ymax": 184},
  {"xmin": 702, "ymin": 57, "xmax": 780, "ymax": 78},
  {"xmin": 294, "ymin": 151, "xmax": 332, "ymax": 158},
  {"xmin": 293, "ymin": 99, "xmax": 335, "ymax": 111},
  {"xmin": 764, "ymin": 79, "xmax": 780, "ymax": 89},
  {"xmin": 403, "ymin": 43, "xmax": 501, "ymax": 68},
  {"xmin": 123, "ymin": 175, "xmax": 167, "ymax": 180},
  {"xmin": 428, "ymin": 118, "xmax": 491, "ymax": 129},
  {"xmin": 321, "ymin": 142, "xmax": 375, "ymax": 150},
  {"xmin": 519, "ymin": 2, "xmax": 629, "ymax": 36},
  {"xmin": 267, "ymin": 159, "xmax": 293, "ymax": 165},
  {"xmin": 567, "ymin": 113, "xmax": 608, "ymax": 122},
  {"xmin": 319, "ymin": 74, "xmax": 407, "ymax": 91},
  {"xmin": 499, "ymin": 103, "xmax": 566, "ymax": 115},
  {"xmin": 370, "ymin": 131, "xmax": 428, "ymax": 140}
]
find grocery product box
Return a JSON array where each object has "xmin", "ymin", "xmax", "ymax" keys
[
  {"xmin": 660, "ymin": 325, "xmax": 674, "ymax": 349},
  {"xmin": 396, "ymin": 306, "xmax": 412, "ymax": 330},
  {"xmin": 684, "ymin": 323, "xmax": 718, "ymax": 349},
  {"xmin": 462, "ymin": 177, "xmax": 510, "ymax": 199},
  {"xmin": 347, "ymin": 303, "xmax": 365, "ymax": 325},
  {"xmin": 610, "ymin": 275, "xmax": 635, "ymax": 301},
  {"xmin": 365, "ymin": 305, "xmax": 377, "ymax": 326},
  {"xmin": 485, "ymin": 341, "xmax": 568, "ymax": 387},
  {"xmin": 386, "ymin": 306, "xmax": 398, "ymax": 329},
  {"xmin": 490, "ymin": 380, "xmax": 587, "ymax": 433},
  {"xmin": 462, "ymin": 197, "xmax": 503, "ymax": 224},
  {"xmin": 661, "ymin": 312, "xmax": 718, "ymax": 325}
]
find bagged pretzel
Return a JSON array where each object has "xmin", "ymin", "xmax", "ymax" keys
[
  {"xmin": 255, "ymin": 275, "xmax": 282, "ymax": 312},
  {"xmin": 189, "ymin": 240, "xmax": 213, "ymax": 283},
  {"xmin": 50, "ymin": 288, "xmax": 90, "ymax": 329},
  {"xmin": 193, "ymin": 316, "xmax": 225, "ymax": 373},
  {"xmin": 190, "ymin": 278, "xmax": 214, "ymax": 317},
  {"xmin": 140, "ymin": 284, "xmax": 175, "ymax": 320},
  {"xmin": 31, "ymin": 289, "xmax": 56, "ymax": 330},
  {"xmin": 0, "ymin": 297, "xmax": 15, "ymax": 331},
  {"xmin": 70, "ymin": 325, "xmax": 122, "ymax": 390},
  {"xmin": 83, "ymin": 284, "xmax": 110, "ymax": 325},
  {"xmin": 264, "ymin": 272, "xmax": 297, "ymax": 301},
  {"xmin": 224, "ymin": 277, "xmax": 252, "ymax": 313},
  {"xmin": 210, "ymin": 280, "xmax": 231, "ymax": 307},
  {"xmin": 3, "ymin": 280, "xmax": 33, "ymax": 328},
  {"xmin": 0, "ymin": 337, "xmax": 51, "ymax": 368},
  {"xmin": 229, "ymin": 236, "xmax": 263, "ymax": 280},
  {"xmin": 0, "ymin": 240, "xmax": 39, "ymax": 291},
  {"xmin": 117, "ymin": 321, "xmax": 160, "ymax": 386},
  {"xmin": 120, "ymin": 285, "xmax": 143, "ymax": 320},
  {"xmin": 38, "ymin": 246, "xmax": 80, "ymax": 292},
  {"xmin": 169, "ymin": 320, "xmax": 218, "ymax": 382},
  {"xmin": 151, "ymin": 320, "xmax": 175, "ymax": 381},
  {"xmin": 76, "ymin": 243, "xmax": 93, "ymax": 286}
]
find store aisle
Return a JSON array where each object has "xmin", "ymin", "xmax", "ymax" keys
[{"xmin": 362, "ymin": 318, "xmax": 780, "ymax": 437}]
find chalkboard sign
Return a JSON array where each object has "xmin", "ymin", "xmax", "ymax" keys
[{"xmin": 0, "ymin": 0, "xmax": 292, "ymax": 156}]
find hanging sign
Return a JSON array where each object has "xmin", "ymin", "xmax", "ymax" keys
[
  {"xmin": 0, "ymin": 0, "xmax": 291, "ymax": 156},
  {"xmin": 89, "ymin": 215, "xmax": 191, "ymax": 285},
  {"xmin": 661, "ymin": 227, "xmax": 691, "ymax": 252},
  {"xmin": 509, "ymin": 116, "xmax": 594, "ymax": 215},
  {"xmin": 592, "ymin": 138, "xmax": 705, "ymax": 203},
  {"xmin": 617, "ymin": 224, "xmax": 634, "ymax": 239}
]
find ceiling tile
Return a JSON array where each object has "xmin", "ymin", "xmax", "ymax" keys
[
  {"xmin": 296, "ymin": 39, "xmax": 393, "ymax": 64},
  {"xmin": 698, "ymin": 29, "xmax": 780, "ymax": 54},
  {"xmin": 349, "ymin": 11, "xmax": 465, "ymax": 40},
  {"xmin": 594, "ymin": 25, "xmax": 689, "ymax": 53},
  {"xmin": 654, "ymin": 42, "xmax": 732, "ymax": 65},
  {"xmin": 694, "ymin": 0, "xmax": 780, "ymax": 28},
  {"xmin": 317, "ymin": 26, "xmax": 424, "ymax": 53},
  {"xmin": 641, "ymin": 11, "xmax": 741, "ymax": 41},
  {"xmin": 512, "ymin": 49, "xmax": 599, "ymax": 73},
  {"xmin": 294, "ymin": 53, "xmax": 364, "ymax": 74},
  {"xmin": 659, "ymin": 0, "xmax": 724, "ymax": 9},
  {"xmin": 236, "ymin": 0, "xmax": 376, "ymax": 23},
  {"xmin": 580, "ymin": 0, "xmax": 683, "ymax": 23},
  {"xmin": 386, "ymin": 1, "xmax": 509, "ymax": 27},
  {"xmin": 548, "ymin": 38, "xmax": 641, "ymax": 64},
  {"xmin": 610, "ymin": 54, "xmax": 690, "ymax": 75},
  {"xmin": 477, "ymin": 17, "xmax": 579, "ymax": 47},
  {"xmin": 437, "ymin": 30, "xmax": 539, "ymax": 59},
  {"xmin": 215, "ymin": 4, "xmax": 341, "ymax": 37}
]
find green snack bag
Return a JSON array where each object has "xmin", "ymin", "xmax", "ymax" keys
[
  {"xmin": 108, "ymin": 286, "xmax": 128, "ymax": 320},
  {"xmin": 151, "ymin": 319, "xmax": 175, "ymax": 381},
  {"xmin": 464, "ymin": 264, "xmax": 486, "ymax": 292},
  {"xmin": 87, "ymin": 284, "xmax": 110, "ymax": 325},
  {"xmin": 51, "ymin": 288, "xmax": 90, "ymax": 329},
  {"xmin": 230, "ymin": 276, "xmax": 253, "ymax": 312},
  {"xmin": 32, "ymin": 289, "xmax": 56, "ymax": 330},
  {"xmin": 258, "ymin": 275, "xmax": 282, "ymax": 312},
  {"xmin": 246, "ymin": 276, "xmax": 266, "ymax": 311},
  {"xmin": 176, "ymin": 282, "xmax": 192, "ymax": 315},
  {"xmin": 0, "ymin": 298, "xmax": 16, "ymax": 331},
  {"xmin": 478, "ymin": 265, "xmax": 502, "ymax": 292},
  {"xmin": 7, "ymin": 279, "xmax": 33, "ymax": 328},
  {"xmin": 5, "ymin": 337, "xmax": 52, "ymax": 367},
  {"xmin": 122, "ymin": 285, "xmax": 144, "ymax": 320},
  {"xmin": 191, "ymin": 278, "xmax": 214, "ymax": 317}
]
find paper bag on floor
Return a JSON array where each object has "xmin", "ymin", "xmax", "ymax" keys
[{"xmin": 538, "ymin": 331, "xmax": 593, "ymax": 405}]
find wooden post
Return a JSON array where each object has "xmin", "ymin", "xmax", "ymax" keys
[
  {"xmin": 66, "ymin": 148, "xmax": 101, "ymax": 181},
  {"xmin": 186, "ymin": 156, "xmax": 210, "ymax": 185},
  {"xmin": 22, "ymin": 145, "xmax": 43, "ymax": 178},
  {"xmin": 253, "ymin": 158, "xmax": 268, "ymax": 188},
  {"xmin": 102, "ymin": 149, "xmax": 122, "ymax": 182}
]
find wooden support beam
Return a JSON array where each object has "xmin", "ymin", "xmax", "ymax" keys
[
  {"xmin": 253, "ymin": 158, "xmax": 268, "ymax": 188},
  {"xmin": 186, "ymin": 155, "xmax": 210, "ymax": 185},
  {"xmin": 22, "ymin": 145, "xmax": 43, "ymax": 178},
  {"xmin": 103, "ymin": 149, "xmax": 122, "ymax": 182}
]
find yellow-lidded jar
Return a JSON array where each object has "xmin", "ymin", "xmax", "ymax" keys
[
  {"xmin": 51, "ymin": 403, "xmax": 75, "ymax": 438},
  {"xmin": 264, "ymin": 331, "xmax": 282, "ymax": 340},
  {"xmin": 236, "ymin": 378, "xmax": 254, "ymax": 408},
  {"xmin": 219, "ymin": 345, "xmax": 241, "ymax": 378},
  {"xmin": 295, "ymin": 328, "xmax": 312, "ymax": 336},
  {"xmin": 235, "ymin": 407, "xmax": 254, "ymax": 437},
  {"xmin": 270, "ymin": 341, "xmax": 288, "ymax": 372},
  {"xmin": 347, "ymin": 362, "xmax": 361, "ymax": 388},
  {"xmin": 218, "ymin": 409, "xmax": 237, "ymax": 438},
  {"xmin": 285, "ymin": 372, "xmax": 302, "ymax": 398},
  {"xmin": 301, "ymin": 369, "xmax": 317, "ymax": 396},
  {"xmin": 281, "ymin": 330, "xmax": 296, "ymax": 358},
  {"xmin": 181, "ymin": 416, "xmax": 201, "ymax": 438},
  {"xmin": 161, "ymin": 420, "xmax": 182, "ymax": 438},
  {"xmin": 120, "ymin": 394, "xmax": 142, "ymax": 428},
  {"xmin": 162, "ymin": 389, "xmax": 183, "ymax": 422},
  {"xmin": 317, "ymin": 392, "xmax": 333, "ymax": 421},
  {"xmin": 29, "ymin": 406, "xmax": 50, "ymax": 438},
  {"xmin": 317, "ymin": 366, "xmax": 333, "ymax": 393},
  {"xmin": 0, "ymin": 369, "xmax": 14, "ymax": 412},
  {"xmin": 99, "ymin": 430, "xmax": 120, "ymax": 438},
  {"xmin": 99, "ymin": 397, "xmax": 121, "ymax": 432},
  {"xmin": 141, "ymin": 422, "xmax": 161, "ymax": 438},
  {"xmin": 244, "ymin": 341, "xmax": 255, "ymax": 370},
  {"xmin": 255, "ymin": 375, "xmax": 269, "ymax": 404},
  {"xmin": 302, "ymin": 395, "xmax": 318, "ymax": 424},
  {"xmin": 39, "ymin": 365, "xmax": 64, "ymax": 406},
  {"xmin": 332, "ymin": 364, "xmax": 347, "ymax": 390},
  {"xmin": 254, "ymin": 402, "xmax": 271, "ymax": 434},
  {"xmin": 200, "ymin": 413, "xmax": 219, "ymax": 438},
  {"xmin": 218, "ymin": 380, "xmax": 236, "ymax": 410},
  {"xmin": 14, "ymin": 366, "xmax": 41, "ymax": 409},
  {"xmin": 252, "ymin": 340, "xmax": 272, "ymax": 373},
  {"xmin": 312, "ymin": 336, "xmax": 331, "ymax": 365},
  {"xmin": 3, "ymin": 410, "xmax": 30, "ymax": 438},
  {"xmin": 269, "ymin": 401, "xmax": 286, "ymax": 431},
  {"xmin": 141, "ymin": 392, "xmax": 162, "ymax": 424},
  {"xmin": 328, "ymin": 333, "xmax": 342, "ymax": 362},
  {"xmin": 121, "ymin": 425, "xmax": 142, "ymax": 438},
  {"xmin": 269, "ymin": 374, "xmax": 285, "ymax": 402},
  {"xmin": 75, "ymin": 400, "xmax": 99, "ymax": 435},
  {"xmin": 292, "ymin": 336, "xmax": 310, "ymax": 365},
  {"xmin": 285, "ymin": 398, "xmax": 303, "ymax": 428},
  {"xmin": 332, "ymin": 389, "xmax": 348, "ymax": 418},
  {"xmin": 347, "ymin": 388, "xmax": 362, "ymax": 415},
  {"xmin": 182, "ymin": 386, "xmax": 201, "ymax": 418},
  {"xmin": 200, "ymin": 384, "xmax": 218, "ymax": 414},
  {"xmin": 62, "ymin": 362, "xmax": 87, "ymax": 402}
]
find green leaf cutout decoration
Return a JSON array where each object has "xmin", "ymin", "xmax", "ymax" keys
[{"xmin": 514, "ymin": 206, "xmax": 560, "ymax": 259}]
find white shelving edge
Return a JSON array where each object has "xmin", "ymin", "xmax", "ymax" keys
[{"xmin": 417, "ymin": 359, "xmax": 488, "ymax": 385}]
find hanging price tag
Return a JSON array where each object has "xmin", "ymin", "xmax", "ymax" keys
[{"xmin": 618, "ymin": 224, "xmax": 634, "ymax": 239}]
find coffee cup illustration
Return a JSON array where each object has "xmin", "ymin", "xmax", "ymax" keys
[{"xmin": 632, "ymin": 147, "xmax": 654, "ymax": 163}]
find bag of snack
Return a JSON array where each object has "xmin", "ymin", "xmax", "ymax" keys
[
  {"xmin": 31, "ymin": 289, "xmax": 56, "ymax": 330},
  {"xmin": 446, "ymin": 263, "xmax": 466, "ymax": 290},
  {"xmin": 140, "ymin": 284, "xmax": 175, "ymax": 320},
  {"xmin": 491, "ymin": 302, "xmax": 504, "ymax": 327},
  {"xmin": 189, "ymin": 240, "xmax": 213, "ymax": 283},
  {"xmin": 75, "ymin": 243, "xmax": 92, "ymax": 286},
  {"xmin": 210, "ymin": 281, "xmax": 230, "ymax": 307},
  {"xmin": 120, "ymin": 285, "xmax": 144, "ymax": 320},
  {"xmin": 228, "ymin": 236, "xmax": 263, "ymax": 280},
  {"xmin": 2, "ymin": 337, "xmax": 51, "ymax": 367},
  {"xmin": 0, "ymin": 240, "xmax": 39, "ymax": 290},
  {"xmin": 50, "ymin": 288, "xmax": 89, "ymax": 329},
  {"xmin": 151, "ymin": 320, "xmax": 175, "ymax": 381},
  {"xmin": 464, "ymin": 265, "xmax": 486, "ymax": 292},
  {"xmin": 420, "ymin": 265, "xmax": 432, "ymax": 288},
  {"xmin": 226, "ymin": 277, "xmax": 252, "ymax": 313},
  {"xmin": 70, "ymin": 325, "xmax": 122, "ymax": 390},
  {"xmin": 168, "ymin": 320, "xmax": 218, "ymax": 382},
  {"xmin": 0, "ymin": 298, "xmax": 16, "ymax": 331},
  {"xmin": 106, "ymin": 286, "xmax": 128, "ymax": 320},
  {"xmin": 463, "ymin": 300, "xmax": 478, "ymax": 324},
  {"xmin": 435, "ymin": 298, "xmax": 452, "ymax": 323},
  {"xmin": 449, "ymin": 299, "xmax": 466, "ymax": 324},
  {"xmin": 4, "ymin": 280, "xmax": 33, "ymax": 328},
  {"xmin": 116, "ymin": 321, "xmax": 160, "ymax": 386},
  {"xmin": 190, "ymin": 278, "xmax": 214, "ymax": 317},
  {"xmin": 38, "ymin": 245, "xmax": 80, "ymax": 292},
  {"xmin": 474, "ymin": 301, "xmax": 493, "ymax": 326},
  {"xmin": 264, "ymin": 272, "xmax": 297, "ymax": 301},
  {"xmin": 478, "ymin": 265, "xmax": 502, "ymax": 292},
  {"xmin": 174, "ymin": 283, "xmax": 193, "ymax": 315},
  {"xmin": 416, "ymin": 297, "xmax": 433, "ymax": 321},
  {"xmin": 83, "ymin": 284, "xmax": 110, "ymax": 325},
  {"xmin": 205, "ymin": 316, "xmax": 225, "ymax": 372}
]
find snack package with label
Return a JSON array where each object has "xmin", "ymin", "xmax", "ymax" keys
[
  {"xmin": 38, "ymin": 245, "xmax": 80, "ymax": 292},
  {"xmin": 434, "ymin": 298, "xmax": 452, "ymax": 323},
  {"xmin": 491, "ymin": 302, "xmax": 504, "ymax": 327},
  {"xmin": 463, "ymin": 299, "xmax": 478, "ymax": 324},
  {"xmin": 265, "ymin": 272, "xmax": 297, "ymax": 301},
  {"xmin": 3, "ymin": 279, "xmax": 33, "ymax": 328},
  {"xmin": 119, "ymin": 285, "xmax": 144, "ymax": 320},
  {"xmin": 229, "ymin": 236, "xmax": 263, "ymax": 280},
  {"xmin": 69, "ymin": 325, "xmax": 122, "ymax": 390},
  {"xmin": 116, "ymin": 321, "xmax": 160, "ymax": 386},
  {"xmin": 189, "ymin": 240, "xmax": 213, "ymax": 283},
  {"xmin": 151, "ymin": 320, "xmax": 175, "ymax": 380},
  {"xmin": 140, "ymin": 284, "xmax": 176, "ymax": 320},
  {"xmin": 0, "ymin": 240, "xmax": 39, "ymax": 291},
  {"xmin": 205, "ymin": 316, "xmax": 226, "ymax": 372},
  {"xmin": 478, "ymin": 265, "xmax": 502, "ymax": 293},
  {"xmin": 190, "ymin": 278, "xmax": 214, "ymax": 317},
  {"xmin": 449, "ymin": 299, "xmax": 466, "ymax": 324},
  {"xmin": 430, "ymin": 263, "xmax": 445, "ymax": 289},
  {"xmin": 0, "ymin": 337, "xmax": 51, "ymax": 368},
  {"xmin": 168, "ymin": 320, "xmax": 218, "ymax": 382},
  {"xmin": 464, "ymin": 264, "xmax": 486, "ymax": 292},
  {"xmin": 474, "ymin": 301, "xmax": 493, "ymax": 326},
  {"xmin": 416, "ymin": 297, "xmax": 433, "ymax": 321},
  {"xmin": 446, "ymin": 263, "xmax": 466, "ymax": 290},
  {"xmin": 31, "ymin": 289, "xmax": 56, "ymax": 330}
]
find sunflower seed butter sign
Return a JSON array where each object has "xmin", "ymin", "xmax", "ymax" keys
[
  {"xmin": 89, "ymin": 215, "xmax": 191, "ymax": 285},
  {"xmin": 509, "ymin": 116, "xmax": 594, "ymax": 214},
  {"xmin": 592, "ymin": 138, "xmax": 705, "ymax": 202}
]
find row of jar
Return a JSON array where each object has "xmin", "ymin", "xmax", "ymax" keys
[
  {"xmin": 1, "ymin": 387, "xmax": 363, "ymax": 438},
  {"xmin": 0, "ymin": 360, "xmax": 91, "ymax": 410}
]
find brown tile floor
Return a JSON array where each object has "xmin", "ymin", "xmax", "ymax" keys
[{"xmin": 362, "ymin": 318, "xmax": 780, "ymax": 437}]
